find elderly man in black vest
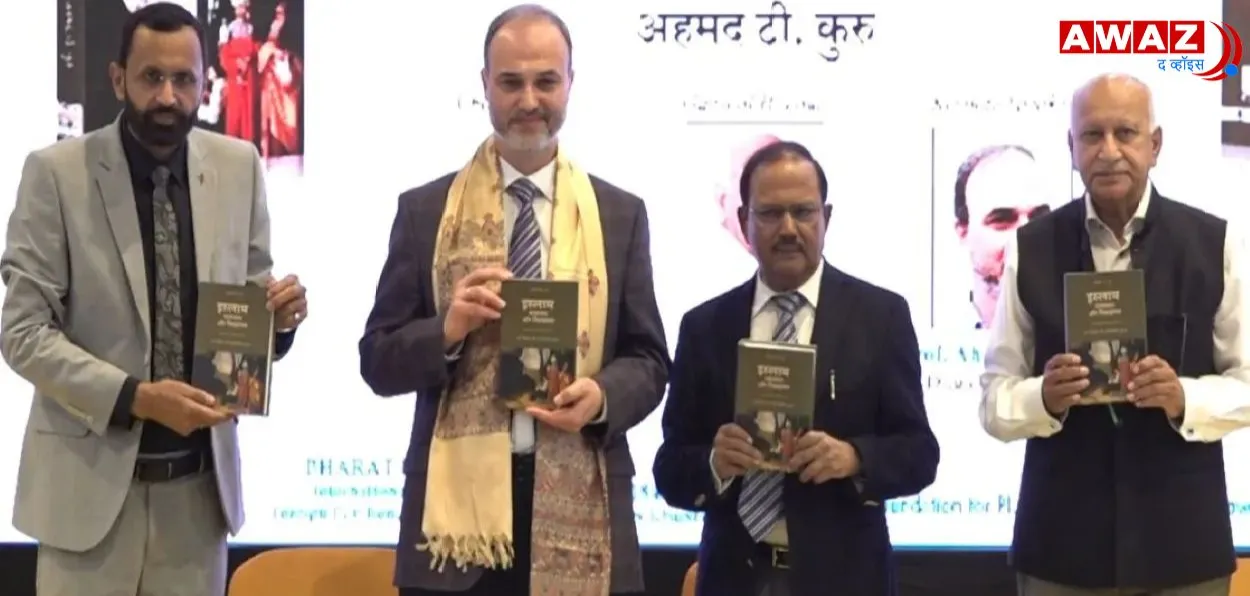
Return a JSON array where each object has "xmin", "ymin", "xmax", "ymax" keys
[{"xmin": 980, "ymin": 72, "xmax": 1250, "ymax": 595}]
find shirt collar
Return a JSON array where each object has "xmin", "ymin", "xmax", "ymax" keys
[
  {"xmin": 1083, "ymin": 179, "xmax": 1152, "ymax": 235},
  {"xmin": 500, "ymin": 157, "xmax": 556, "ymax": 201},
  {"xmin": 119, "ymin": 124, "xmax": 189, "ymax": 185},
  {"xmin": 752, "ymin": 263, "xmax": 824, "ymax": 318}
]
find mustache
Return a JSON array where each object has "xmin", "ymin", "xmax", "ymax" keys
[
  {"xmin": 773, "ymin": 239, "xmax": 802, "ymax": 251},
  {"xmin": 510, "ymin": 111, "xmax": 548, "ymax": 123},
  {"xmin": 145, "ymin": 107, "xmax": 185, "ymax": 121}
]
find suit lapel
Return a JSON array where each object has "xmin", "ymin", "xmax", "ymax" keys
[
  {"xmin": 810, "ymin": 264, "xmax": 850, "ymax": 403},
  {"xmin": 717, "ymin": 278, "xmax": 757, "ymax": 392},
  {"xmin": 91, "ymin": 122, "xmax": 150, "ymax": 338},
  {"xmin": 187, "ymin": 132, "xmax": 218, "ymax": 283}
]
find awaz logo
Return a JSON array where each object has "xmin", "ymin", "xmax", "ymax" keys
[{"xmin": 1058, "ymin": 20, "xmax": 1243, "ymax": 81}]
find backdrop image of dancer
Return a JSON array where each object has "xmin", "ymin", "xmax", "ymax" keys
[{"xmin": 198, "ymin": 0, "xmax": 304, "ymax": 172}]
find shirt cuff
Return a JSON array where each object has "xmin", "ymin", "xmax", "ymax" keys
[
  {"xmin": 1019, "ymin": 376, "xmax": 1067, "ymax": 433},
  {"xmin": 590, "ymin": 395, "xmax": 608, "ymax": 424},
  {"xmin": 1173, "ymin": 377, "xmax": 1205, "ymax": 441},
  {"xmin": 709, "ymin": 449, "xmax": 735, "ymax": 495}
]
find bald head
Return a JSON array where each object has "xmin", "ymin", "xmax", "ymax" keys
[
  {"xmin": 1069, "ymin": 73, "xmax": 1157, "ymax": 135},
  {"xmin": 1068, "ymin": 73, "xmax": 1162, "ymax": 212},
  {"xmin": 482, "ymin": 4, "xmax": 572, "ymax": 70}
]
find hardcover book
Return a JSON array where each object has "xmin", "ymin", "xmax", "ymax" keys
[
  {"xmin": 734, "ymin": 339, "xmax": 817, "ymax": 471},
  {"xmin": 1063, "ymin": 270, "xmax": 1148, "ymax": 405},
  {"xmin": 191, "ymin": 282, "xmax": 274, "ymax": 416},
  {"xmin": 497, "ymin": 279, "xmax": 579, "ymax": 410}
]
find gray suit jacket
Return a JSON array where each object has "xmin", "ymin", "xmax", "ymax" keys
[
  {"xmin": 359, "ymin": 172, "xmax": 672, "ymax": 593},
  {"xmin": 0, "ymin": 121, "xmax": 281, "ymax": 552}
]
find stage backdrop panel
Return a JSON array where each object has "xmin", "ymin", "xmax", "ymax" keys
[{"xmin": 0, "ymin": 0, "xmax": 1246, "ymax": 550}]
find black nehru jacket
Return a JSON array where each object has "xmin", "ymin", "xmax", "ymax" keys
[{"xmin": 1010, "ymin": 191, "xmax": 1235, "ymax": 590}]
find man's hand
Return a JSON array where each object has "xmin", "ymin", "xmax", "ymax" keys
[
  {"xmin": 443, "ymin": 266, "xmax": 513, "ymax": 349},
  {"xmin": 1127, "ymin": 355, "xmax": 1185, "ymax": 419},
  {"xmin": 132, "ymin": 380, "xmax": 232, "ymax": 436},
  {"xmin": 266, "ymin": 274, "xmax": 308, "ymax": 331},
  {"xmin": 527, "ymin": 377, "xmax": 604, "ymax": 433},
  {"xmin": 711, "ymin": 423, "xmax": 761, "ymax": 481},
  {"xmin": 1042, "ymin": 353, "xmax": 1089, "ymax": 416},
  {"xmin": 788, "ymin": 431, "xmax": 860, "ymax": 484}
]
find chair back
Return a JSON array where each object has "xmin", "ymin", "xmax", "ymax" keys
[
  {"xmin": 227, "ymin": 547, "xmax": 398, "ymax": 596},
  {"xmin": 682, "ymin": 562, "xmax": 698, "ymax": 596},
  {"xmin": 1231, "ymin": 557, "xmax": 1250, "ymax": 596}
]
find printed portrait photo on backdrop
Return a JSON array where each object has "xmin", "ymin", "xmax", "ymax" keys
[
  {"xmin": 197, "ymin": 0, "xmax": 304, "ymax": 174},
  {"xmin": 929, "ymin": 116, "xmax": 1076, "ymax": 331},
  {"xmin": 713, "ymin": 133, "xmax": 781, "ymax": 255}
]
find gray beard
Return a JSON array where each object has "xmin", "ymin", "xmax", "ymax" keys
[{"xmin": 495, "ymin": 129, "xmax": 557, "ymax": 154}]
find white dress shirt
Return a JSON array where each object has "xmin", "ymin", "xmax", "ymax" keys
[
  {"xmin": 445, "ymin": 158, "xmax": 605, "ymax": 453},
  {"xmin": 980, "ymin": 182, "xmax": 1250, "ymax": 443},
  {"xmin": 709, "ymin": 266, "xmax": 824, "ymax": 542}
]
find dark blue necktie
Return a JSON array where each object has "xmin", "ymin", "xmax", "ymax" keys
[{"xmin": 507, "ymin": 178, "xmax": 543, "ymax": 279}]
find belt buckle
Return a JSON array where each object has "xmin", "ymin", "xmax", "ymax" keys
[{"xmin": 771, "ymin": 546, "xmax": 789, "ymax": 570}]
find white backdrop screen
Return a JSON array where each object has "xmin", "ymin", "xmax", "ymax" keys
[{"xmin": 3, "ymin": 0, "xmax": 1250, "ymax": 548}]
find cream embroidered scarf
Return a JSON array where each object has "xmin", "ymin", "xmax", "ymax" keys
[{"xmin": 422, "ymin": 135, "xmax": 612, "ymax": 595}]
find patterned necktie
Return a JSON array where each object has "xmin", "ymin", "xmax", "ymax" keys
[
  {"xmin": 507, "ymin": 178, "xmax": 543, "ymax": 279},
  {"xmin": 738, "ymin": 292, "xmax": 806, "ymax": 542},
  {"xmin": 151, "ymin": 166, "xmax": 184, "ymax": 381}
]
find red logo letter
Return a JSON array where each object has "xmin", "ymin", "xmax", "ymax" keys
[
  {"xmin": 1133, "ymin": 21, "xmax": 1168, "ymax": 53},
  {"xmin": 1093, "ymin": 20, "xmax": 1133, "ymax": 53},
  {"xmin": 1168, "ymin": 21, "xmax": 1205, "ymax": 53},
  {"xmin": 1060, "ymin": 21, "xmax": 1094, "ymax": 53}
]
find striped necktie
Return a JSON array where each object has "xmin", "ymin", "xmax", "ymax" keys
[
  {"xmin": 507, "ymin": 178, "xmax": 543, "ymax": 279},
  {"xmin": 738, "ymin": 292, "xmax": 806, "ymax": 542}
]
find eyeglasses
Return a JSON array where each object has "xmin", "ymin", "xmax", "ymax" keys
[{"xmin": 750, "ymin": 205, "xmax": 822, "ymax": 224}]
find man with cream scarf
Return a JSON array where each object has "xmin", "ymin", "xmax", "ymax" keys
[{"xmin": 358, "ymin": 5, "xmax": 671, "ymax": 596}]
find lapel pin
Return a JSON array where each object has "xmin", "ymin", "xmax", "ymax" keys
[{"xmin": 829, "ymin": 369, "xmax": 837, "ymax": 401}]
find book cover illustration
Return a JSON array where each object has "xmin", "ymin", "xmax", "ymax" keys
[
  {"xmin": 734, "ymin": 339, "xmax": 818, "ymax": 471},
  {"xmin": 1063, "ymin": 270, "xmax": 1148, "ymax": 405},
  {"xmin": 497, "ymin": 279, "xmax": 579, "ymax": 410},
  {"xmin": 191, "ymin": 282, "xmax": 275, "ymax": 416}
]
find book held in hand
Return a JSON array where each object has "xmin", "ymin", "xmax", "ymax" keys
[
  {"xmin": 497, "ymin": 279, "xmax": 579, "ymax": 410},
  {"xmin": 1063, "ymin": 270, "xmax": 1148, "ymax": 405},
  {"xmin": 191, "ymin": 282, "xmax": 274, "ymax": 416},
  {"xmin": 734, "ymin": 339, "xmax": 817, "ymax": 472}
]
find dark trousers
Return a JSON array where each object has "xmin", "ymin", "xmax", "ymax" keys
[{"xmin": 401, "ymin": 454, "xmax": 535, "ymax": 596}]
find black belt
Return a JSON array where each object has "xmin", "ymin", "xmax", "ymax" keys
[
  {"xmin": 753, "ymin": 542, "xmax": 790, "ymax": 570},
  {"xmin": 134, "ymin": 451, "xmax": 212, "ymax": 483}
]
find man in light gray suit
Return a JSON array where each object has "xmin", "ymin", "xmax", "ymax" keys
[{"xmin": 0, "ymin": 4, "xmax": 309, "ymax": 595}]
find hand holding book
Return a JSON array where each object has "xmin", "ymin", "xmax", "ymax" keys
[
  {"xmin": 787, "ymin": 431, "xmax": 860, "ymax": 484},
  {"xmin": 527, "ymin": 377, "xmax": 604, "ymax": 432},
  {"xmin": 265, "ymin": 274, "xmax": 308, "ymax": 331},
  {"xmin": 443, "ymin": 266, "xmax": 513, "ymax": 349},
  {"xmin": 1042, "ymin": 353, "xmax": 1091, "ymax": 416},
  {"xmin": 133, "ymin": 379, "xmax": 233, "ymax": 435},
  {"xmin": 1124, "ymin": 356, "xmax": 1185, "ymax": 419},
  {"xmin": 712, "ymin": 423, "xmax": 763, "ymax": 480}
]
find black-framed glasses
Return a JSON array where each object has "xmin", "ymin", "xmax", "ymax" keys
[{"xmin": 750, "ymin": 204, "xmax": 822, "ymax": 224}]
